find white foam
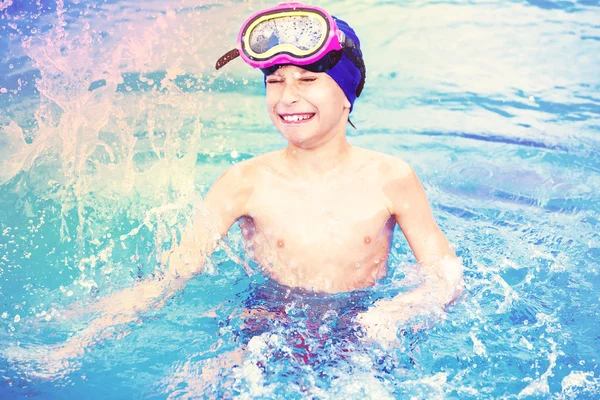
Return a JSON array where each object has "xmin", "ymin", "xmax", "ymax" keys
[{"xmin": 560, "ymin": 371, "xmax": 600, "ymax": 398}]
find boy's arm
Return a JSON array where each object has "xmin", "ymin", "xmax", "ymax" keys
[
  {"xmin": 357, "ymin": 160, "xmax": 463, "ymax": 343},
  {"xmin": 164, "ymin": 164, "xmax": 253, "ymax": 280},
  {"xmin": 386, "ymin": 162, "xmax": 464, "ymax": 308},
  {"xmin": 55, "ymin": 164, "xmax": 253, "ymax": 358}
]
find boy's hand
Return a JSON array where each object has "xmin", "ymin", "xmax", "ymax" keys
[
  {"xmin": 355, "ymin": 295, "xmax": 446, "ymax": 349},
  {"xmin": 355, "ymin": 299, "xmax": 404, "ymax": 348}
]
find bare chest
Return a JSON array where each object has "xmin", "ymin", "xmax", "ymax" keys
[{"xmin": 246, "ymin": 178, "xmax": 392, "ymax": 247}]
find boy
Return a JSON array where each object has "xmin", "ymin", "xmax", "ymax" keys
[{"xmin": 41, "ymin": 3, "xmax": 463, "ymax": 369}]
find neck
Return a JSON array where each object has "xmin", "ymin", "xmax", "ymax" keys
[{"xmin": 282, "ymin": 124, "xmax": 353, "ymax": 179}]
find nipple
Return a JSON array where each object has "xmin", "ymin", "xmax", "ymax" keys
[
  {"xmin": 364, "ymin": 236, "xmax": 372, "ymax": 244},
  {"xmin": 277, "ymin": 239, "xmax": 285, "ymax": 248}
]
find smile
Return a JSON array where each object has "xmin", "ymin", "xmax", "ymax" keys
[{"xmin": 279, "ymin": 113, "xmax": 315, "ymax": 124}]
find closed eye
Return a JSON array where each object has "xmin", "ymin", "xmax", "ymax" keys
[
  {"xmin": 266, "ymin": 79, "xmax": 283, "ymax": 84},
  {"xmin": 300, "ymin": 77, "xmax": 317, "ymax": 82}
]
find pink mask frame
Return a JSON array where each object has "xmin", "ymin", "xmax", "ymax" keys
[{"xmin": 215, "ymin": 2, "xmax": 347, "ymax": 70}]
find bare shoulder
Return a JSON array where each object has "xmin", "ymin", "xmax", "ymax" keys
[
  {"xmin": 208, "ymin": 151, "xmax": 283, "ymax": 201},
  {"xmin": 353, "ymin": 150, "xmax": 428, "ymax": 218},
  {"xmin": 205, "ymin": 156, "xmax": 262, "ymax": 210},
  {"xmin": 244, "ymin": 150, "xmax": 283, "ymax": 171},
  {"xmin": 352, "ymin": 147, "xmax": 414, "ymax": 182},
  {"xmin": 213, "ymin": 152, "xmax": 272, "ymax": 186},
  {"xmin": 237, "ymin": 149, "xmax": 297, "ymax": 180}
]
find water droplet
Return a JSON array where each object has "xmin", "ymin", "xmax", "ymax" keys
[
  {"xmin": 355, "ymin": 263, "xmax": 360, "ymax": 268},
  {"xmin": 14, "ymin": 314, "xmax": 20, "ymax": 323}
]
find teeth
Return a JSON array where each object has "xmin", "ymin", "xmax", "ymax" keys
[{"xmin": 282, "ymin": 114, "xmax": 313, "ymax": 122}]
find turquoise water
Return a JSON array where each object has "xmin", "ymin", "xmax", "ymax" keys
[{"xmin": 1, "ymin": 0, "xmax": 599, "ymax": 398}]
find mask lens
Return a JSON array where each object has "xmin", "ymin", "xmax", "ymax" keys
[{"xmin": 249, "ymin": 15, "xmax": 325, "ymax": 54}]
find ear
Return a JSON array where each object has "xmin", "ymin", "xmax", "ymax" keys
[{"xmin": 343, "ymin": 96, "xmax": 351, "ymax": 110}]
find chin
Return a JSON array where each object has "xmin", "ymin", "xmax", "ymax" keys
[
  {"xmin": 288, "ymin": 136, "xmax": 323, "ymax": 149},
  {"xmin": 282, "ymin": 133, "xmax": 308, "ymax": 147},
  {"xmin": 278, "ymin": 126, "xmax": 315, "ymax": 144}
]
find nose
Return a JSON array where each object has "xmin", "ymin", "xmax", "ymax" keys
[{"xmin": 279, "ymin": 80, "xmax": 301, "ymax": 106}]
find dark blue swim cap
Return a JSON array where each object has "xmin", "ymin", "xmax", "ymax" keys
[
  {"xmin": 327, "ymin": 16, "xmax": 364, "ymax": 113},
  {"xmin": 261, "ymin": 16, "xmax": 365, "ymax": 114}
]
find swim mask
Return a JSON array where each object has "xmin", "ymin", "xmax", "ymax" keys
[{"xmin": 215, "ymin": 2, "xmax": 366, "ymax": 113}]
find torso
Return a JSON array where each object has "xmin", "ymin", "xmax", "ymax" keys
[{"xmin": 237, "ymin": 148, "xmax": 399, "ymax": 293}]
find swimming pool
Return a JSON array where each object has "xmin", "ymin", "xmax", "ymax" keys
[{"xmin": 1, "ymin": 0, "xmax": 599, "ymax": 398}]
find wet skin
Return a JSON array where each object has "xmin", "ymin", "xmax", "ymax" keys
[{"xmin": 229, "ymin": 148, "xmax": 398, "ymax": 293}]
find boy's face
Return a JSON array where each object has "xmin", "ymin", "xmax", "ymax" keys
[{"xmin": 265, "ymin": 65, "xmax": 351, "ymax": 147}]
